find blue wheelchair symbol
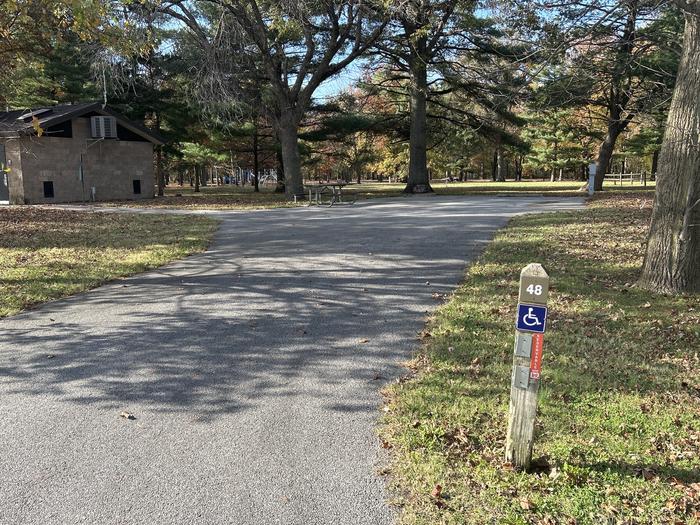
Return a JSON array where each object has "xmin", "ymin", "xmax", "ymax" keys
[{"xmin": 516, "ymin": 304, "xmax": 547, "ymax": 333}]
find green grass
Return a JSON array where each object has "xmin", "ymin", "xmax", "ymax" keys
[
  {"xmin": 0, "ymin": 208, "xmax": 218, "ymax": 317},
  {"xmin": 92, "ymin": 180, "xmax": 655, "ymax": 209},
  {"xmin": 381, "ymin": 191, "xmax": 700, "ymax": 525},
  {"xmin": 347, "ymin": 180, "xmax": 654, "ymax": 199}
]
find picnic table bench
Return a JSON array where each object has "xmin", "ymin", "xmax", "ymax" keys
[{"xmin": 306, "ymin": 182, "xmax": 356, "ymax": 207}]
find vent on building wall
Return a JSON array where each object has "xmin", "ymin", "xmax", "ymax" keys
[
  {"xmin": 43, "ymin": 181, "xmax": 54, "ymax": 199},
  {"xmin": 90, "ymin": 116, "xmax": 117, "ymax": 139}
]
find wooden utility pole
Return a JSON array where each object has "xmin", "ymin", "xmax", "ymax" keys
[{"xmin": 505, "ymin": 263, "xmax": 550, "ymax": 470}]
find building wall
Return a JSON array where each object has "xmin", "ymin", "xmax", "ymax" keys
[
  {"xmin": 1, "ymin": 138, "xmax": 25, "ymax": 204},
  {"xmin": 18, "ymin": 117, "xmax": 155, "ymax": 204}
]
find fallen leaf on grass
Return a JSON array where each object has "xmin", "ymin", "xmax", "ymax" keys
[
  {"xmin": 120, "ymin": 411, "xmax": 136, "ymax": 420},
  {"xmin": 431, "ymin": 484, "xmax": 443, "ymax": 498},
  {"xmin": 466, "ymin": 357, "xmax": 482, "ymax": 376},
  {"xmin": 519, "ymin": 497, "xmax": 534, "ymax": 510}
]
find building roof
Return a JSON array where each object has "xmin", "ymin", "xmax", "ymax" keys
[{"xmin": 0, "ymin": 101, "xmax": 165, "ymax": 145}]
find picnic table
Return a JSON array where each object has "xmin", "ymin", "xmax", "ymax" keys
[{"xmin": 306, "ymin": 182, "xmax": 356, "ymax": 207}]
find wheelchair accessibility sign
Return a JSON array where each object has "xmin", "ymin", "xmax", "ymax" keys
[{"xmin": 516, "ymin": 304, "xmax": 548, "ymax": 333}]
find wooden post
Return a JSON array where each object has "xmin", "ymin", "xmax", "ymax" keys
[{"xmin": 505, "ymin": 263, "xmax": 550, "ymax": 470}]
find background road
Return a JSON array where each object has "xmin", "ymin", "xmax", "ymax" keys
[{"xmin": 0, "ymin": 196, "xmax": 582, "ymax": 524}]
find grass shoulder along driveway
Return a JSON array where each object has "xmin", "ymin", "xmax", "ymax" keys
[
  {"xmin": 0, "ymin": 207, "xmax": 218, "ymax": 318},
  {"xmin": 91, "ymin": 180, "xmax": 654, "ymax": 210},
  {"xmin": 381, "ymin": 192, "xmax": 700, "ymax": 525}
]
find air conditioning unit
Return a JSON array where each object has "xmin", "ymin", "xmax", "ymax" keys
[{"xmin": 90, "ymin": 116, "xmax": 117, "ymax": 139}]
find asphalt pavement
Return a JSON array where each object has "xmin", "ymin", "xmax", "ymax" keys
[{"xmin": 0, "ymin": 195, "xmax": 583, "ymax": 524}]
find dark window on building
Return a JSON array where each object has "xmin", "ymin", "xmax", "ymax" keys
[
  {"xmin": 133, "ymin": 179, "xmax": 141, "ymax": 194},
  {"xmin": 117, "ymin": 124, "xmax": 149, "ymax": 142},
  {"xmin": 45, "ymin": 120, "xmax": 73, "ymax": 138},
  {"xmin": 43, "ymin": 181, "xmax": 54, "ymax": 198}
]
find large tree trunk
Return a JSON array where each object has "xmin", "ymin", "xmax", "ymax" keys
[
  {"xmin": 594, "ymin": 127, "xmax": 621, "ymax": 191},
  {"xmin": 277, "ymin": 113, "xmax": 303, "ymax": 199},
  {"xmin": 156, "ymin": 146, "xmax": 165, "ymax": 197},
  {"xmin": 491, "ymin": 148, "xmax": 498, "ymax": 181},
  {"xmin": 495, "ymin": 142, "xmax": 505, "ymax": 182},
  {"xmin": 651, "ymin": 149, "xmax": 660, "ymax": 178},
  {"xmin": 404, "ymin": 47, "xmax": 433, "ymax": 194},
  {"xmin": 592, "ymin": 4, "xmax": 636, "ymax": 191},
  {"xmin": 639, "ymin": 12, "xmax": 700, "ymax": 294},
  {"xmin": 253, "ymin": 127, "xmax": 260, "ymax": 193},
  {"xmin": 153, "ymin": 110, "xmax": 165, "ymax": 197},
  {"xmin": 275, "ymin": 147, "xmax": 285, "ymax": 193}
]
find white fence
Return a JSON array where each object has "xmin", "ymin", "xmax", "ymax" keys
[{"xmin": 603, "ymin": 172, "xmax": 649, "ymax": 185}]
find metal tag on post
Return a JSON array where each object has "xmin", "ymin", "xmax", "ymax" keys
[
  {"xmin": 514, "ymin": 333, "xmax": 533, "ymax": 358},
  {"xmin": 513, "ymin": 365, "xmax": 531, "ymax": 390}
]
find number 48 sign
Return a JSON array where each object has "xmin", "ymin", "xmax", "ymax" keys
[
  {"xmin": 519, "ymin": 275, "xmax": 549, "ymax": 305},
  {"xmin": 526, "ymin": 284, "xmax": 543, "ymax": 296}
]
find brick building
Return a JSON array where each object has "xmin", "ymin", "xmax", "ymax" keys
[{"xmin": 0, "ymin": 102, "xmax": 164, "ymax": 204}]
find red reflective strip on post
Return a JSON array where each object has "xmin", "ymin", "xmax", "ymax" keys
[{"xmin": 529, "ymin": 333, "xmax": 544, "ymax": 380}]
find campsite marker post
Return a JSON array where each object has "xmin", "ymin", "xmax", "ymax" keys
[
  {"xmin": 588, "ymin": 162, "xmax": 597, "ymax": 196},
  {"xmin": 505, "ymin": 263, "xmax": 549, "ymax": 470}
]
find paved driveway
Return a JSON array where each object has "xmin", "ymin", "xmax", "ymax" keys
[{"xmin": 0, "ymin": 196, "xmax": 582, "ymax": 524}]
